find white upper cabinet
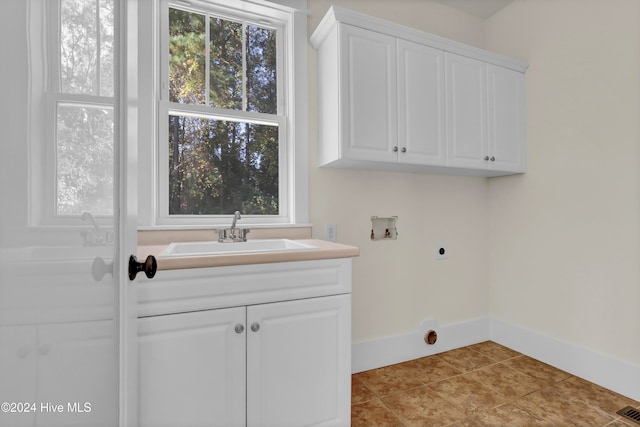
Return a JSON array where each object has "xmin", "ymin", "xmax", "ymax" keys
[
  {"xmin": 311, "ymin": 6, "xmax": 528, "ymax": 177},
  {"xmin": 398, "ymin": 39, "xmax": 446, "ymax": 166},
  {"xmin": 446, "ymin": 54, "xmax": 526, "ymax": 173},
  {"xmin": 340, "ymin": 24, "xmax": 398, "ymax": 163},
  {"xmin": 487, "ymin": 64, "xmax": 526, "ymax": 173},
  {"xmin": 446, "ymin": 53, "xmax": 488, "ymax": 170}
]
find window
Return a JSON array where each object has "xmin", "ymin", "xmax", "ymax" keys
[
  {"xmin": 165, "ymin": 6, "xmax": 282, "ymax": 216},
  {"xmin": 153, "ymin": 0, "xmax": 308, "ymax": 226},
  {"xmin": 54, "ymin": 0, "xmax": 115, "ymax": 218},
  {"xmin": 29, "ymin": 0, "xmax": 115, "ymax": 226}
]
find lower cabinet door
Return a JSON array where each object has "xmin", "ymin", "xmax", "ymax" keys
[
  {"xmin": 0, "ymin": 321, "xmax": 117, "ymax": 427},
  {"xmin": 246, "ymin": 294, "xmax": 351, "ymax": 427},
  {"xmin": 138, "ymin": 307, "xmax": 246, "ymax": 427},
  {"xmin": 0, "ymin": 325, "xmax": 37, "ymax": 427},
  {"xmin": 37, "ymin": 320, "xmax": 118, "ymax": 427}
]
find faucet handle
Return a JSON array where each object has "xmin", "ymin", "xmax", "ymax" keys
[
  {"xmin": 218, "ymin": 227, "xmax": 249, "ymax": 242},
  {"xmin": 237, "ymin": 229, "xmax": 250, "ymax": 240}
]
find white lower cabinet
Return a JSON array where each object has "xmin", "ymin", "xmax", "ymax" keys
[
  {"xmin": 0, "ymin": 326, "xmax": 35, "ymax": 427},
  {"xmin": 0, "ymin": 321, "xmax": 117, "ymax": 427},
  {"xmin": 138, "ymin": 294, "xmax": 351, "ymax": 427},
  {"xmin": 246, "ymin": 295, "xmax": 351, "ymax": 427},
  {"xmin": 138, "ymin": 307, "xmax": 246, "ymax": 427}
]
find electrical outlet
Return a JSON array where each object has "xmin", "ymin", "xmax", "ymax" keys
[
  {"xmin": 325, "ymin": 224, "xmax": 337, "ymax": 242},
  {"xmin": 435, "ymin": 244, "xmax": 448, "ymax": 260}
]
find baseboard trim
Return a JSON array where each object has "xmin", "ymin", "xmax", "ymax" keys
[
  {"xmin": 351, "ymin": 317, "xmax": 490, "ymax": 374},
  {"xmin": 489, "ymin": 317, "xmax": 640, "ymax": 402},
  {"xmin": 352, "ymin": 316, "xmax": 640, "ymax": 401}
]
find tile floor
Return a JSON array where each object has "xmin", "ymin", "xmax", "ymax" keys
[{"xmin": 351, "ymin": 341, "xmax": 640, "ymax": 426}]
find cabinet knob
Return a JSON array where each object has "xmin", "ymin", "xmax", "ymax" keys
[
  {"xmin": 490, "ymin": 156, "xmax": 496, "ymax": 162},
  {"xmin": 235, "ymin": 324, "xmax": 244, "ymax": 334},
  {"xmin": 251, "ymin": 322, "xmax": 260, "ymax": 332},
  {"xmin": 484, "ymin": 156, "xmax": 490, "ymax": 161},
  {"xmin": 401, "ymin": 147, "xmax": 407, "ymax": 153},
  {"xmin": 393, "ymin": 146, "xmax": 398, "ymax": 152}
]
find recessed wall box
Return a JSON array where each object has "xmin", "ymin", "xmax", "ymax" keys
[{"xmin": 370, "ymin": 216, "xmax": 398, "ymax": 241}]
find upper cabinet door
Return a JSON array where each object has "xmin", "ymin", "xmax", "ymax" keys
[
  {"xmin": 341, "ymin": 24, "xmax": 398, "ymax": 162},
  {"xmin": 397, "ymin": 39, "xmax": 445, "ymax": 166},
  {"xmin": 487, "ymin": 64, "xmax": 526, "ymax": 173},
  {"xmin": 446, "ymin": 53, "xmax": 488, "ymax": 169}
]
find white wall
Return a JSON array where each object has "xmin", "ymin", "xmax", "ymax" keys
[
  {"xmin": 308, "ymin": 0, "xmax": 640, "ymax": 371},
  {"xmin": 486, "ymin": 0, "xmax": 640, "ymax": 365},
  {"xmin": 307, "ymin": 0, "xmax": 487, "ymax": 50},
  {"xmin": 307, "ymin": 1, "xmax": 491, "ymax": 343}
]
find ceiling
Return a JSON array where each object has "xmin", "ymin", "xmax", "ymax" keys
[{"xmin": 433, "ymin": 0, "xmax": 514, "ymax": 19}]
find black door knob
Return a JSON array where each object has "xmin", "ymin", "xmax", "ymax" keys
[{"xmin": 128, "ymin": 255, "xmax": 157, "ymax": 281}]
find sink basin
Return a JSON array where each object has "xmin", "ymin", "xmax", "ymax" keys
[{"xmin": 161, "ymin": 239, "xmax": 318, "ymax": 257}]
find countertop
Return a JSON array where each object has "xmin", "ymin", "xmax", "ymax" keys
[{"xmin": 139, "ymin": 239, "xmax": 359, "ymax": 270}]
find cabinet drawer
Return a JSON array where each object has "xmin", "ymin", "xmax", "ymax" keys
[{"xmin": 137, "ymin": 258, "xmax": 352, "ymax": 317}]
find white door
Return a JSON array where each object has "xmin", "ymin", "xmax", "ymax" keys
[
  {"xmin": 0, "ymin": 0, "xmax": 138, "ymax": 425},
  {"xmin": 246, "ymin": 295, "xmax": 351, "ymax": 427},
  {"xmin": 341, "ymin": 24, "xmax": 398, "ymax": 163},
  {"xmin": 487, "ymin": 64, "xmax": 526, "ymax": 173},
  {"xmin": 397, "ymin": 39, "xmax": 445, "ymax": 166},
  {"xmin": 138, "ymin": 308, "xmax": 246, "ymax": 427},
  {"xmin": 446, "ymin": 52, "xmax": 488, "ymax": 169}
]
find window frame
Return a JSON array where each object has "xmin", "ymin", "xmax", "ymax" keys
[
  {"xmin": 143, "ymin": 0, "xmax": 308, "ymax": 227},
  {"xmin": 30, "ymin": 0, "xmax": 116, "ymax": 228}
]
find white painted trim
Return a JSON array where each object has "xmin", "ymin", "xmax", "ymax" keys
[
  {"xmin": 489, "ymin": 317, "xmax": 640, "ymax": 402},
  {"xmin": 119, "ymin": 0, "xmax": 140, "ymax": 423},
  {"xmin": 310, "ymin": 6, "xmax": 528, "ymax": 73},
  {"xmin": 352, "ymin": 316, "xmax": 640, "ymax": 401},
  {"xmin": 137, "ymin": 0, "xmax": 308, "ymax": 228},
  {"xmin": 352, "ymin": 317, "xmax": 490, "ymax": 373}
]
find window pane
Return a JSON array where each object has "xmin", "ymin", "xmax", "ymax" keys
[
  {"xmin": 57, "ymin": 104, "xmax": 114, "ymax": 215},
  {"xmin": 209, "ymin": 17, "xmax": 243, "ymax": 110},
  {"xmin": 169, "ymin": 8, "xmax": 206, "ymax": 104},
  {"xmin": 169, "ymin": 115, "xmax": 278, "ymax": 215},
  {"xmin": 60, "ymin": 0, "xmax": 114, "ymax": 96},
  {"xmin": 247, "ymin": 25, "xmax": 277, "ymax": 114},
  {"xmin": 99, "ymin": 0, "xmax": 114, "ymax": 97}
]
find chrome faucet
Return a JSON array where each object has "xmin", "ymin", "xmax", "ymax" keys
[
  {"xmin": 81, "ymin": 211, "xmax": 100, "ymax": 229},
  {"xmin": 230, "ymin": 210, "xmax": 241, "ymax": 239},
  {"xmin": 219, "ymin": 210, "xmax": 250, "ymax": 242},
  {"xmin": 80, "ymin": 211, "xmax": 113, "ymax": 245}
]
